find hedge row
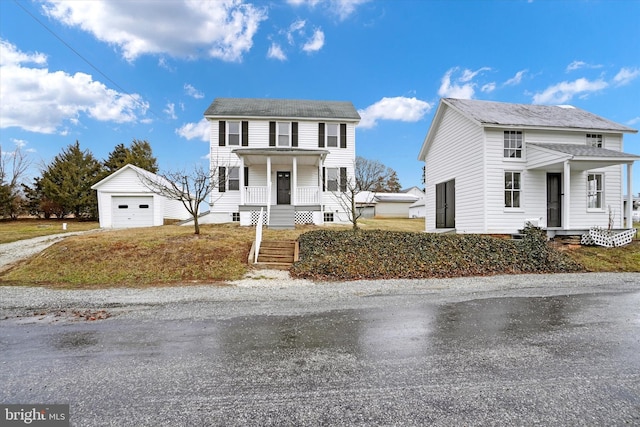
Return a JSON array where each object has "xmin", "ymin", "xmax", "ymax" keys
[{"xmin": 290, "ymin": 226, "xmax": 584, "ymax": 281}]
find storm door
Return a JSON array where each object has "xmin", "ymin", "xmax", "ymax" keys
[
  {"xmin": 435, "ymin": 179, "xmax": 455, "ymax": 228},
  {"xmin": 547, "ymin": 173, "xmax": 562, "ymax": 227},
  {"xmin": 277, "ymin": 171, "xmax": 291, "ymax": 205}
]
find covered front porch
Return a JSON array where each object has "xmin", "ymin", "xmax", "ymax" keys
[
  {"xmin": 233, "ymin": 147, "xmax": 329, "ymax": 227},
  {"xmin": 527, "ymin": 143, "xmax": 639, "ymax": 233}
]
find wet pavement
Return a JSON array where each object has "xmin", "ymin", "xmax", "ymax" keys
[{"xmin": 1, "ymin": 284, "xmax": 640, "ymax": 426}]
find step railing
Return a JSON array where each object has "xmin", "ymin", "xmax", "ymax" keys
[{"xmin": 254, "ymin": 207, "xmax": 264, "ymax": 264}]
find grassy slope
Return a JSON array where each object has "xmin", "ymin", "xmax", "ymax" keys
[
  {"xmin": 0, "ymin": 219, "xmax": 100, "ymax": 244},
  {"xmin": 0, "ymin": 218, "xmax": 637, "ymax": 287}
]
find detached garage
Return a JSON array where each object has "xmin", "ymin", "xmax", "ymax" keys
[{"xmin": 92, "ymin": 164, "xmax": 192, "ymax": 228}]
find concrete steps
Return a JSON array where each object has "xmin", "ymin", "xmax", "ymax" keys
[
  {"xmin": 255, "ymin": 240, "xmax": 298, "ymax": 270},
  {"xmin": 269, "ymin": 205, "xmax": 295, "ymax": 229}
]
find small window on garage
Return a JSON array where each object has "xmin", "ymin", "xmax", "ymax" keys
[
  {"xmin": 139, "ymin": 204, "xmax": 150, "ymax": 209},
  {"xmin": 118, "ymin": 205, "xmax": 128, "ymax": 209}
]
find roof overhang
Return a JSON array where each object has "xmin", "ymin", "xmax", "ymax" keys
[
  {"xmin": 527, "ymin": 143, "xmax": 640, "ymax": 171},
  {"xmin": 231, "ymin": 147, "xmax": 330, "ymax": 166}
]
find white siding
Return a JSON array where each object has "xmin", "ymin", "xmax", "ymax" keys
[{"xmin": 424, "ymin": 106, "xmax": 485, "ymax": 233}]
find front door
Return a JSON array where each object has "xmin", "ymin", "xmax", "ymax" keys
[
  {"xmin": 547, "ymin": 173, "xmax": 562, "ymax": 227},
  {"xmin": 277, "ymin": 171, "xmax": 291, "ymax": 205},
  {"xmin": 435, "ymin": 179, "xmax": 455, "ymax": 228}
]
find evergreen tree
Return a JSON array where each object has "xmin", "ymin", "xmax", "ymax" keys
[
  {"xmin": 104, "ymin": 139, "xmax": 158, "ymax": 173},
  {"xmin": 40, "ymin": 141, "xmax": 104, "ymax": 219},
  {"xmin": 384, "ymin": 169, "xmax": 402, "ymax": 192}
]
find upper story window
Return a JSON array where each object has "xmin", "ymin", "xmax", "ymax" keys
[
  {"xmin": 327, "ymin": 124, "xmax": 339, "ymax": 147},
  {"xmin": 587, "ymin": 133, "xmax": 603, "ymax": 148},
  {"xmin": 504, "ymin": 131, "xmax": 523, "ymax": 159},
  {"xmin": 278, "ymin": 122, "xmax": 290, "ymax": 146},
  {"xmin": 228, "ymin": 121, "xmax": 240, "ymax": 146},
  {"xmin": 587, "ymin": 173, "xmax": 603, "ymax": 209},
  {"xmin": 504, "ymin": 171, "xmax": 521, "ymax": 208}
]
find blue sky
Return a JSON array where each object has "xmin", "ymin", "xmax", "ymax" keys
[{"xmin": 1, "ymin": 0, "xmax": 639, "ymax": 194}]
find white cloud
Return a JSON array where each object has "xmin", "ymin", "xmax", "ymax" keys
[
  {"xmin": 438, "ymin": 68, "xmax": 476, "ymax": 99},
  {"xmin": 357, "ymin": 96, "xmax": 432, "ymax": 129},
  {"xmin": 41, "ymin": 0, "xmax": 267, "ymax": 62},
  {"xmin": 176, "ymin": 118, "xmax": 210, "ymax": 141},
  {"xmin": 267, "ymin": 43, "xmax": 287, "ymax": 61},
  {"xmin": 627, "ymin": 116, "xmax": 640, "ymax": 126},
  {"xmin": 0, "ymin": 39, "xmax": 148, "ymax": 134},
  {"xmin": 481, "ymin": 83, "xmax": 496, "ymax": 93},
  {"xmin": 184, "ymin": 83, "xmax": 204, "ymax": 99},
  {"xmin": 286, "ymin": 0, "xmax": 369, "ymax": 20},
  {"xmin": 164, "ymin": 103, "xmax": 177, "ymax": 120},
  {"xmin": 504, "ymin": 69, "xmax": 527, "ymax": 86},
  {"xmin": 613, "ymin": 67, "xmax": 640, "ymax": 87},
  {"xmin": 302, "ymin": 29, "xmax": 325, "ymax": 52},
  {"xmin": 566, "ymin": 60, "xmax": 602, "ymax": 72},
  {"xmin": 287, "ymin": 20, "xmax": 307, "ymax": 45},
  {"xmin": 460, "ymin": 67, "xmax": 491, "ymax": 83},
  {"xmin": 532, "ymin": 78, "xmax": 608, "ymax": 104}
]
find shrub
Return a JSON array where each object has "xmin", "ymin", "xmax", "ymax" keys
[{"xmin": 290, "ymin": 227, "xmax": 584, "ymax": 281}]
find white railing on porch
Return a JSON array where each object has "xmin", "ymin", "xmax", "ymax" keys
[
  {"xmin": 296, "ymin": 187, "xmax": 319, "ymax": 205},
  {"xmin": 244, "ymin": 186, "xmax": 269, "ymax": 205},
  {"xmin": 242, "ymin": 186, "xmax": 319, "ymax": 206},
  {"xmin": 254, "ymin": 208, "xmax": 264, "ymax": 264}
]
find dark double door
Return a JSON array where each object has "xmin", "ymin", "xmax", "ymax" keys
[{"xmin": 435, "ymin": 179, "xmax": 455, "ymax": 229}]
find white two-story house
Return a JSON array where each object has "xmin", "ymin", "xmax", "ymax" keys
[
  {"xmin": 418, "ymin": 98, "xmax": 639, "ymax": 236},
  {"xmin": 201, "ymin": 98, "xmax": 360, "ymax": 228}
]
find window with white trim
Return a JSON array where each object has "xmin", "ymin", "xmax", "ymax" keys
[
  {"xmin": 326, "ymin": 168, "xmax": 338, "ymax": 191},
  {"xmin": 327, "ymin": 123, "xmax": 338, "ymax": 147},
  {"xmin": 278, "ymin": 122, "xmax": 290, "ymax": 146},
  {"xmin": 587, "ymin": 134, "xmax": 603, "ymax": 148},
  {"xmin": 504, "ymin": 131, "xmax": 523, "ymax": 158},
  {"xmin": 232, "ymin": 212, "xmax": 240, "ymax": 222},
  {"xmin": 324, "ymin": 212, "xmax": 334, "ymax": 222},
  {"xmin": 228, "ymin": 121, "xmax": 240, "ymax": 146},
  {"xmin": 504, "ymin": 171, "xmax": 521, "ymax": 208},
  {"xmin": 228, "ymin": 167, "xmax": 240, "ymax": 191},
  {"xmin": 587, "ymin": 173, "xmax": 603, "ymax": 209}
]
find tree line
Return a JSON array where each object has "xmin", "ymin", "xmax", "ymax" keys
[{"xmin": 1, "ymin": 139, "xmax": 157, "ymax": 220}]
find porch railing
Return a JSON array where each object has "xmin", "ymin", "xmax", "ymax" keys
[{"xmin": 242, "ymin": 186, "xmax": 319, "ymax": 206}]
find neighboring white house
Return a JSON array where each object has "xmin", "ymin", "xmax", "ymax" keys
[
  {"xmin": 355, "ymin": 191, "xmax": 421, "ymax": 218},
  {"xmin": 418, "ymin": 98, "xmax": 639, "ymax": 236},
  {"xmin": 200, "ymin": 98, "xmax": 361, "ymax": 228},
  {"xmin": 92, "ymin": 164, "xmax": 193, "ymax": 228}
]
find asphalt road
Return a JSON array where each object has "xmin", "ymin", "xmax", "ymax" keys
[{"xmin": 1, "ymin": 275, "xmax": 640, "ymax": 426}]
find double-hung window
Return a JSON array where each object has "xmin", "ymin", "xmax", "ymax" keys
[
  {"xmin": 587, "ymin": 173, "xmax": 603, "ymax": 209},
  {"xmin": 278, "ymin": 122, "xmax": 290, "ymax": 146},
  {"xmin": 327, "ymin": 124, "xmax": 338, "ymax": 147},
  {"xmin": 504, "ymin": 131, "xmax": 523, "ymax": 159},
  {"xmin": 228, "ymin": 121, "xmax": 240, "ymax": 146},
  {"xmin": 326, "ymin": 168, "xmax": 339, "ymax": 191},
  {"xmin": 504, "ymin": 171, "xmax": 521, "ymax": 208},
  {"xmin": 228, "ymin": 167, "xmax": 240, "ymax": 191},
  {"xmin": 587, "ymin": 134, "xmax": 603, "ymax": 148}
]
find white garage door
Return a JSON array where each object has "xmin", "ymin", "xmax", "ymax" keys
[{"xmin": 111, "ymin": 196, "xmax": 154, "ymax": 228}]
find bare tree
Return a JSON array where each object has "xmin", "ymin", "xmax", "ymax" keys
[
  {"xmin": 139, "ymin": 162, "xmax": 228, "ymax": 235},
  {"xmin": 355, "ymin": 156, "xmax": 390, "ymax": 191},
  {"xmin": 0, "ymin": 144, "xmax": 31, "ymax": 219}
]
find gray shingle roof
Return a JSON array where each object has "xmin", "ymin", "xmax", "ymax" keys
[
  {"xmin": 445, "ymin": 98, "xmax": 637, "ymax": 133},
  {"xmin": 529, "ymin": 143, "xmax": 640, "ymax": 159},
  {"xmin": 204, "ymin": 98, "xmax": 361, "ymax": 121}
]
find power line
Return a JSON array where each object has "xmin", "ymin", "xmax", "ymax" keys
[{"xmin": 13, "ymin": 0, "xmax": 161, "ymax": 120}]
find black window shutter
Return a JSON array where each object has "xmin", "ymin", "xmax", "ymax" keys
[
  {"xmin": 340, "ymin": 167, "xmax": 347, "ymax": 192},
  {"xmin": 322, "ymin": 167, "xmax": 326, "ymax": 191},
  {"xmin": 244, "ymin": 167, "xmax": 249, "ymax": 187},
  {"xmin": 340, "ymin": 123, "xmax": 347, "ymax": 148},
  {"xmin": 318, "ymin": 123, "xmax": 325, "ymax": 148},
  {"xmin": 242, "ymin": 121, "xmax": 249, "ymax": 146},
  {"xmin": 269, "ymin": 121, "xmax": 276, "ymax": 147},
  {"xmin": 219, "ymin": 167, "xmax": 226, "ymax": 192},
  {"xmin": 219, "ymin": 121, "xmax": 226, "ymax": 146},
  {"xmin": 292, "ymin": 122, "xmax": 298, "ymax": 147}
]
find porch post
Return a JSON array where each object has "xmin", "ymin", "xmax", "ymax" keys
[
  {"xmin": 292, "ymin": 156, "xmax": 298, "ymax": 206},
  {"xmin": 267, "ymin": 156, "xmax": 272, "ymax": 207},
  {"xmin": 563, "ymin": 161, "xmax": 571, "ymax": 230},
  {"xmin": 318, "ymin": 161, "xmax": 323, "ymax": 216},
  {"xmin": 627, "ymin": 162, "xmax": 633, "ymax": 228},
  {"xmin": 239, "ymin": 156, "xmax": 245, "ymax": 206}
]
